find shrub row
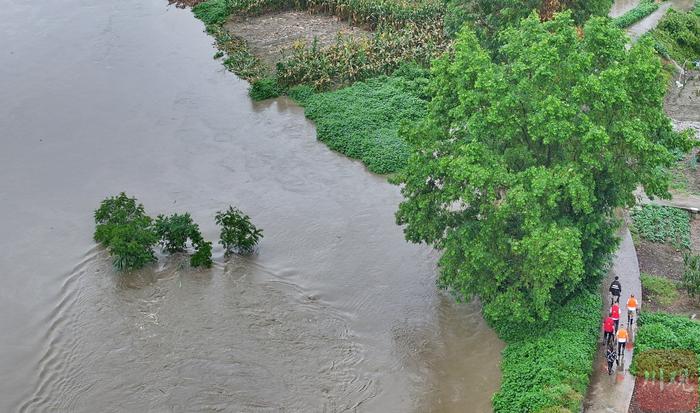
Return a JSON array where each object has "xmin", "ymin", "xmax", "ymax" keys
[
  {"xmin": 94, "ymin": 193, "xmax": 263, "ymax": 271},
  {"xmin": 491, "ymin": 291, "xmax": 601, "ymax": 413},
  {"xmin": 630, "ymin": 204, "xmax": 691, "ymax": 249},
  {"xmin": 613, "ymin": 0, "xmax": 660, "ymax": 29},
  {"xmin": 290, "ymin": 68, "xmax": 429, "ymax": 174},
  {"xmin": 633, "ymin": 312, "xmax": 700, "ymax": 380}
]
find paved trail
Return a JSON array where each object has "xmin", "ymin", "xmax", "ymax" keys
[{"xmin": 584, "ymin": 226, "xmax": 642, "ymax": 413}]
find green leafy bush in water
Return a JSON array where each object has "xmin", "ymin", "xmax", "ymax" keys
[
  {"xmin": 613, "ymin": 0, "xmax": 659, "ymax": 28},
  {"xmin": 193, "ymin": 0, "xmax": 234, "ymax": 26},
  {"xmin": 94, "ymin": 193, "xmax": 158, "ymax": 271},
  {"xmin": 215, "ymin": 206, "xmax": 263, "ymax": 254},
  {"xmin": 249, "ymin": 77, "xmax": 282, "ymax": 101},
  {"xmin": 154, "ymin": 213, "xmax": 213, "ymax": 268},
  {"xmin": 641, "ymin": 273, "xmax": 680, "ymax": 306},
  {"xmin": 631, "ymin": 205, "xmax": 691, "ymax": 249},
  {"xmin": 492, "ymin": 290, "xmax": 601, "ymax": 413},
  {"xmin": 293, "ymin": 71, "xmax": 428, "ymax": 174},
  {"xmin": 650, "ymin": 9, "xmax": 700, "ymax": 64}
]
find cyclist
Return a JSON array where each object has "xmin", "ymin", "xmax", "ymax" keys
[
  {"xmin": 603, "ymin": 315, "xmax": 615, "ymax": 347},
  {"xmin": 616, "ymin": 325, "xmax": 629, "ymax": 357},
  {"xmin": 610, "ymin": 302, "xmax": 621, "ymax": 332},
  {"xmin": 609, "ymin": 276, "xmax": 622, "ymax": 305},
  {"xmin": 627, "ymin": 294, "xmax": 638, "ymax": 327},
  {"xmin": 605, "ymin": 344, "xmax": 618, "ymax": 375}
]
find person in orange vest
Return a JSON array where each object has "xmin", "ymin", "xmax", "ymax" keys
[
  {"xmin": 627, "ymin": 294, "xmax": 638, "ymax": 327},
  {"xmin": 610, "ymin": 302, "xmax": 621, "ymax": 332},
  {"xmin": 616, "ymin": 326, "xmax": 629, "ymax": 357},
  {"xmin": 603, "ymin": 315, "xmax": 615, "ymax": 347}
]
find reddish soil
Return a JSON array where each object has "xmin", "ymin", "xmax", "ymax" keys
[{"xmin": 629, "ymin": 377, "xmax": 698, "ymax": 413}]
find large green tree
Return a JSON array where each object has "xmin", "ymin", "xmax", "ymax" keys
[
  {"xmin": 396, "ymin": 12, "xmax": 693, "ymax": 327},
  {"xmin": 444, "ymin": 0, "xmax": 614, "ymax": 47}
]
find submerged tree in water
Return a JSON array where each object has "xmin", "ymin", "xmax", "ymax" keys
[{"xmin": 396, "ymin": 12, "xmax": 694, "ymax": 327}]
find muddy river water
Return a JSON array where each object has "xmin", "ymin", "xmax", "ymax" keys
[{"xmin": 0, "ymin": 1, "xmax": 502, "ymax": 411}]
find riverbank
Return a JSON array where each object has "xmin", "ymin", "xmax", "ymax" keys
[{"xmin": 182, "ymin": 1, "xmax": 696, "ymax": 412}]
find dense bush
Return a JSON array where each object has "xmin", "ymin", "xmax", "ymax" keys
[
  {"xmin": 443, "ymin": 0, "xmax": 613, "ymax": 46},
  {"xmin": 249, "ymin": 77, "xmax": 283, "ymax": 101},
  {"xmin": 613, "ymin": 0, "xmax": 659, "ymax": 29},
  {"xmin": 215, "ymin": 206, "xmax": 263, "ymax": 254},
  {"xmin": 634, "ymin": 349, "xmax": 698, "ymax": 380},
  {"xmin": 650, "ymin": 9, "xmax": 700, "ymax": 64},
  {"xmin": 683, "ymin": 253, "xmax": 700, "ymax": 299},
  {"xmin": 641, "ymin": 273, "xmax": 680, "ymax": 306},
  {"xmin": 492, "ymin": 291, "xmax": 601, "ymax": 413},
  {"xmin": 154, "ymin": 213, "xmax": 213, "ymax": 268},
  {"xmin": 631, "ymin": 205, "xmax": 691, "ymax": 249},
  {"xmin": 293, "ymin": 71, "xmax": 428, "ymax": 174},
  {"xmin": 94, "ymin": 193, "xmax": 158, "ymax": 271}
]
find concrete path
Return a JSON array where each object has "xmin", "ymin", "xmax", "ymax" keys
[
  {"xmin": 583, "ymin": 226, "xmax": 643, "ymax": 413},
  {"xmin": 636, "ymin": 189, "xmax": 700, "ymax": 213}
]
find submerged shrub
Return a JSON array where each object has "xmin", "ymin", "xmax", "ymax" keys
[
  {"xmin": 249, "ymin": 77, "xmax": 283, "ymax": 101},
  {"xmin": 154, "ymin": 213, "xmax": 213, "ymax": 268},
  {"xmin": 94, "ymin": 193, "xmax": 158, "ymax": 271},
  {"xmin": 215, "ymin": 206, "xmax": 263, "ymax": 254}
]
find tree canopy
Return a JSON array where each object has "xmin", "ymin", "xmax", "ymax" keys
[
  {"xmin": 396, "ymin": 12, "xmax": 694, "ymax": 327},
  {"xmin": 444, "ymin": 0, "xmax": 613, "ymax": 47}
]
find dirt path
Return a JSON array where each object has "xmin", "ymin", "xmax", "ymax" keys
[{"xmin": 584, "ymin": 226, "xmax": 642, "ymax": 413}]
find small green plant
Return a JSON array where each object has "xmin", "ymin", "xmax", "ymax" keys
[
  {"xmin": 641, "ymin": 273, "xmax": 680, "ymax": 307},
  {"xmin": 249, "ymin": 77, "xmax": 283, "ymax": 101},
  {"xmin": 683, "ymin": 253, "xmax": 700, "ymax": 299},
  {"xmin": 213, "ymin": 51, "xmax": 224, "ymax": 59},
  {"xmin": 214, "ymin": 206, "xmax": 263, "ymax": 254},
  {"xmin": 94, "ymin": 193, "xmax": 158, "ymax": 271},
  {"xmin": 154, "ymin": 213, "xmax": 213, "ymax": 268}
]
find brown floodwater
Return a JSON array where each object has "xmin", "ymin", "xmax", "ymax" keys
[{"xmin": 0, "ymin": 1, "xmax": 502, "ymax": 412}]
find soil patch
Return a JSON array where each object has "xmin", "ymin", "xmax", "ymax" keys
[
  {"xmin": 636, "ymin": 238, "xmax": 686, "ymax": 280},
  {"xmin": 629, "ymin": 377, "xmax": 698, "ymax": 413},
  {"xmin": 666, "ymin": 70, "xmax": 700, "ymax": 122},
  {"xmin": 224, "ymin": 11, "xmax": 370, "ymax": 66}
]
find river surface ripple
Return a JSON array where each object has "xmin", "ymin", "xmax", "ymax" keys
[{"xmin": 0, "ymin": 1, "xmax": 502, "ymax": 412}]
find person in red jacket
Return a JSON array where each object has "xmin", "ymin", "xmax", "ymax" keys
[
  {"xmin": 603, "ymin": 315, "xmax": 615, "ymax": 346},
  {"xmin": 610, "ymin": 303, "xmax": 620, "ymax": 332}
]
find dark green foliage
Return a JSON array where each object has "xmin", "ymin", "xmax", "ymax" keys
[
  {"xmin": 631, "ymin": 205, "xmax": 691, "ymax": 249},
  {"xmin": 190, "ymin": 239, "xmax": 214, "ymax": 268},
  {"xmin": 651, "ymin": 9, "xmax": 700, "ymax": 64},
  {"xmin": 154, "ymin": 213, "xmax": 198, "ymax": 253},
  {"xmin": 641, "ymin": 273, "xmax": 680, "ymax": 306},
  {"xmin": 193, "ymin": 0, "xmax": 234, "ymax": 26},
  {"xmin": 613, "ymin": 0, "xmax": 659, "ymax": 28},
  {"xmin": 154, "ymin": 213, "xmax": 213, "ymax": 268},
  {"xmin": 443, "ymin": 0, "xmax": 613, "ymax": 45},
  {"xmin": 94, "ymin": 193, "xmax": 158, "ymax": 271},
  {"xmin": 249, "ymin": 77, "xmax": 283, "ymax": 101},
  {"xmin": 634, "ymin": 349, "xmax": 698, "ymax": 380},
  {"xmin": 492, "ymin": 291, "xmax": 601, "ymax": 413},
  {"xmin": 397, "ymin": 14, "xmax": 693, "ymax": 324},
  {"xmin": 683, "ymin": 253, "xmax": 700, "ymax": 299},
  {"xmin": 294, "ymin": 73, "xmax": 428, "ymax": 174},
  {"xmin": 215, "ymin": 206, "xmax": 263, "ymax": 254}
]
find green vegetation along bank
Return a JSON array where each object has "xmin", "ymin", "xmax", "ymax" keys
[{"xmin": 181, "ymin": 0, "xmax": 697, "ymax": 411}]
